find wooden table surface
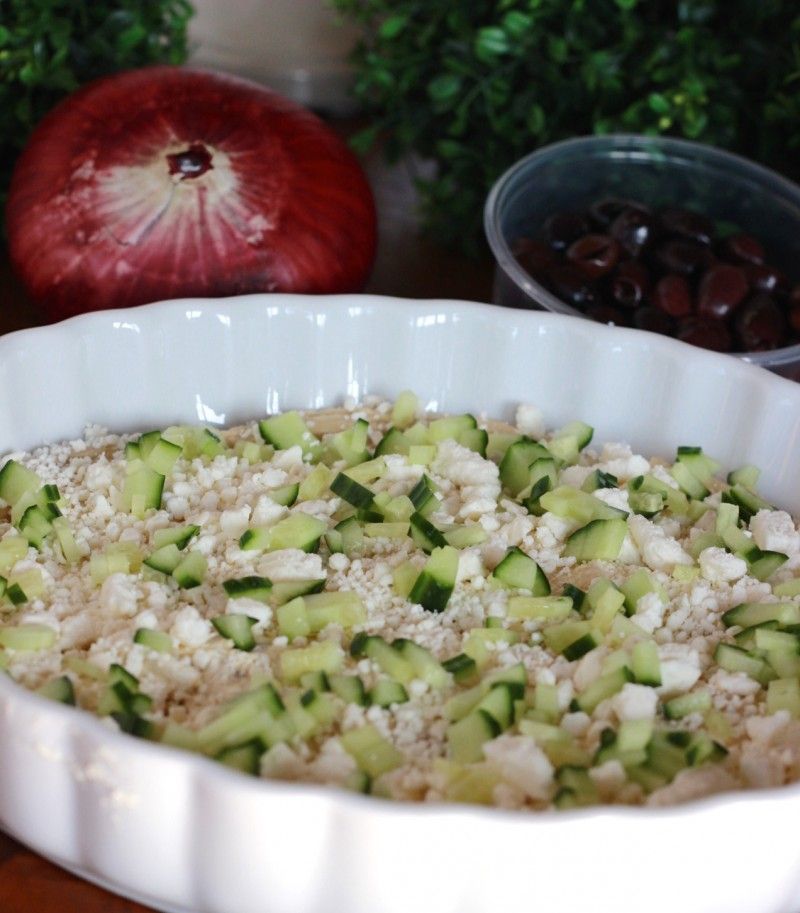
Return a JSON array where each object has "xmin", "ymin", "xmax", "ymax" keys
[{"xmin": 0, "ymin": 130, "xmax": 495, "ymax": 912}]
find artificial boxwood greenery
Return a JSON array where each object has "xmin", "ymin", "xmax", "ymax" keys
[
  {"xmin": 334, "ymin": 0, "xmax": 800, "ymax": 253},
  {"xmin": 0, "ymin": 0, "xmax": 193, "ymax": 209}
]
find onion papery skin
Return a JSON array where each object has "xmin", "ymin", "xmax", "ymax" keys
[{"xmin": 7, "ymin": 67, "xmax": 377, "ymax": 320}]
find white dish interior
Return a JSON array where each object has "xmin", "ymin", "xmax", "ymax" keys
[{"xmin": 1, "ymin": 294, "xmax": 800, "ymax": 913}]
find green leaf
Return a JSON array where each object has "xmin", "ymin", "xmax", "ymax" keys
[
  {"xmin": 648, "ymin": 92, "xmax": 671, "ymax": 114},
  {"xmin": 475, "ymin": 26, "xmax": 511, "ymax": 62},
  {"xmin": 428, "ymin": 73, "xmax": 462, "ymax": 103},
  {"xmin": 502, "ymin": 11, "xmax": 533, "ymax": 40},
  {"xmin": 615, "ymin": 0, "xmax": 639, "ymax": 9},
  {"xmin": 379, "ymin": 15, "xmax": 408, "ymax": 40}
]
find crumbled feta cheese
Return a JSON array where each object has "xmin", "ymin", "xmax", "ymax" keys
[
  {"xmin": 611, "ymin": 683, "xmax": 658, "ymax": 721},
  {"xmin": 628, "ymin": 515, "xmax": 693, "ymax": 571},
  {"xmin": 656, "ymin": 644, "xmax": 701, "ymax": 697},
  {"xmin": 515, "ymin": 404, "xmax": 545, "ymax": 438},
  {"xmin": 256, "ymin": 549, "xmax": 324, "ymax": 580},
  {"xmin": 171, "ymin": 607, "xmax": 213, "ymax": 647},
  {"xmin": 750, "ymin": 509, "xmax": 800, "ymax": 555},
  {"xmin": 483, "ymin": 735, "xmax": 553, "ymax": 800},
  {"xmin": 699, "ymin": 546, "xmax": 748, "ymax": 583}
]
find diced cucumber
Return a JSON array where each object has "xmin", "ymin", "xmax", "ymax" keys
[
  {"xmin": 392, "ymin": 638, "xmax": 451, "ymax": 689},
  {"xmin": 631, "ymin": 640, "xmax": 661, "ymax": 686},
  {"xmin": 270, "ymin": 578, "xmax": 326, "ymax": 605},
  {"xmin": 441, "ymin": 652, "xmax": 479, "ymax": 684},
  {"xmin": 370, "ymin": 679, "xmax": 409, "ymax": 707},
  {"xmin": 722, "ymin": 602, "xmax": 800, "ymax": 628},
  {"xmin": 133, "ymin": 628, "xmax": 173, "ymax": 654},
  {"xmin": 443, "ymin": 525, "xmax": 488, "ymax": 549},
  {"xmin": 576, "ymin": 666, "xmax": 632, "ymax": 713},
  {"xmin": 499, "ymin": 438, "xmax": 551, "ymax": 496},
  {"xmin": 547, "ymin": 420, "xmax": 594, "ymax": 463},
  {"xmin": 143, "ymin": 543, "xmax": 182, "ymax": 575},
  {"xmin": 408, "ymin": 545, "xmax": 459, "ymax": 613},
  {"xmin": 0, "ymin": 624, "xmax": 57, "ymax": 651},
  {"xmin": 18, "ymin": 505, "xmax": 53, "ymax": 549},
  {"xmin": 463, "ymin": 627, "xmax": 519, "ymax": 667},
  {"xmin": 297, "ymin": 464, "xmax": 333, "ymax": 501},
  {"xmin": 458, "ymin": 427, "xmax": 488, "ymax": 457},
  {"xmin": 447, "ymin": 710, "xmax": 499, "ymax": 763},
  {"xmin": 476, "ymin": 682, "xmax": 516, "ymax": 729},
  {"xmin": 280, "ymin": 640, "xmax": 344, "ymax": 681},
  {"xmin": 619, "ymin": 568, "xmax": 662, "ymax": 616},
  {"xmin": 540, "ymin": 486, "xmax": 627, "ymax": 524},
  {"xmin": 581, "ymin": 469, "xmax": 619, "ymax": 493},
  {"xmin": 408, "ymin": 444, "xmax": 437, "ymax": 466},
  {"xmin": 721, "ymin": 525, "xmax": 759, "ymax": 560},
  {"xmin": 491, "ymin": 546, "xmax": 550, "ymax": 595},
  {"xmin": 304, "ymin": 590, "xmax": 366, "ymax": 631},
  {"xmin": 561, "ymin": 583, "xmax": 586, "ymax": 613},
  {"xmin": 0, "ymin": 460, "xmax": 41, "ymax": 506},
  {"xmin": 542, "ymin": 620, "xmax": 597, "ymax": 658},
  {"xmin": 144, "ymin": 437, "xmax": 182, "ymax": 475},
  {"xmin": 714, "ymin": 642, "xmax": 773, "ymax": 685},
  {"xmin": 773, "ymin": 578, "xmax": 800, "ymax": 598},
  {"xmin": 408, "ymin": 474, "xmax": 440, "ymax": 516},
  {"xmin": 212, "ymin": 614, "xmax": 258, "ymax": 651},
  {"xmin": 486, "ymin": 431, "xmax": 522, "ymax": 463},
  {"xmin": 216, "ymin": 739, "xmax": 263, "ymax": 775},
  {"xmin": 715, "ymin": 502, "xmax": 739, "ymax": 536},
  {"xmin": 392, "ymin": 560, "xmax": 419, "ymax": 598},
  {"xmin": 675, "ymin": 447, "xmax": 720, "ymax": 485},
  {"xmin": 36, "ymin": 675, "xmax": 76, "ymax": 705},
  {"xmin": 329, "ymin": 673, "xmax": 368, "ymax": 706},
  {"xmin": 269, "ymin": 483, "xmax": 300, "ymax": 507},
  {"xmin": 153, "ymin": 524, "xmax": 200, "ymax": 552},
  {"xmin": 391, "ymin": 391, "xmax": 418, "ymax": 429},
  {"xmin": 767, "ymin": 678, "xmax": 800, "ymax": 717},
  {"xmin": 0, "ymin": 536, "xmax": 29, "ymax": 575},
  {"xmin": 564, "ymin": 518, "xmax": 628, "ymax": 561},
  {"xmin": 276, "ymin": 597, "xmax": 310, "ymax": 640},
  {"xmin": 352, "ymin": 633, "xmax": 416, "ymax": 683},
  {"xmin": 586, "ymin": 579, "xmax": 625, "ymax": 632},
  {"xmin": 340, "ymin": 725, "xmax": 404, "ymax": 777},
  {"xmin": 409, "ymin": 512, "xmax": 447, "ymax": 553},
  {"xmin": 727, "ymin": 464, "xmax": 761, "ymax": 490},
  {"xmin": 240, "ymin": 514, "xmax": 327, "ymax": 553},
  {"xmin": 506, "ymin": 595, "xmax": 572, "ymax": 622},
  {"xmin": 173, "ymin": 551, "xmax": 207, "ymax": 588},
  {"xmin": 670, "ymin": 461, "xmax": 709, "ymax": 499},
  {"xmin": 428, "ymin": 414, "xmax": 477, "ymax": 444},
  {"xmin": 331, "ymin": 418, "xmax": 371, "ymax": 467},
  {"xmin": 222, "ymin": 575, "xmax": 273, "ymax": 603},
  {"xmin": 365, "ymin": 521, "xmax": 410, "ymax": 539},
  {"xmin": 722, "ymin": 485, "xmax": 773, "ymax": 523},
  {"xmin": 748, "ymin": 550, "xmax": 788, "ymax": 582},
  {"xmin": 122, "ymin": 462, "xmax": 165, "ymax": 517},
  {"xmin": 663, "ymin": 690, "xmax": 712, "ymax": 720},
  {"xmin": 258, "ymin": 411, "xmax": 318, "ymax": 453}
]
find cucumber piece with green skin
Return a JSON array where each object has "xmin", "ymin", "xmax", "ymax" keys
[
  {"xmin": 773, "ymin": 578, "xmax": 800, "ymax": 598},
  {"xmin": 276, "ymin": 597, "xmax": 310, "ymax": 640},
  {"xmin": 216, "ymin": 739, "xmax": 264, "ymax": 775},
  {"xmin": 539, "ymin": 486, "xmax": 627, "ymax": 524},
  {"xmin": 374, "ymin": 427, "xmax": 411, "ymax": 457},
  {"xmin": 576, "ymin": 666, "xmax": 633, "ymax": 713},
  {"xmin": 663, "ymin": 690, "xmax": 712, "ymax": 720},
  {"xmin": 36, "ymin": 675, "xmax": 76, "ymax": 705},
  {"xmin": 408, "ymin": 545, "xmax": 459, "ymax": 613},
  {"xmin": 733, "ymin": 620, "xmax": 779, "ymax": 650},
  {"xmin": 670, "ymin": 461, "xmax": 709, "ymax": 499},
  {"xmin": 727, "ymin": 465, "xmax": 760, "ymax": 491},
  {"xmin": 722, "ymin": 601, "xmax": 800, "ymax": 628},
  {"xmin": 330, "ymin": 472, "xmax": 374, "ymax": 509},
  {"xmin": 685, "ymin": 732, "xmax": 728, "ymax": 766},
  {"xmin": 299, "ymin": 670, "xmax": 330, "ymax": 693},
  {"xmin": 443, "ymin": 525, "xmax": 488, "ymax": 549},
  {"xmin": 222, "ymin": 576, "xmax": 273, "ymax": 603},
  {"xmin": 457, "ymin": 427, "xmax": 488, "ymax": 457},
  {"xmin": 522, "ymin": 475, "xmax": 553, "ymax": 516},
  {"xmin": 628, "ymin": 491, "xmax": 664, "ymax": 517},
  {"xmin": 564, "ymin": 518, "xmax": 628, "ymax": 561},
  {"xmin": 475, "ymin": 682, "xmax": 516, "ymax": 729},
  {"xmin": 619, "ymin": 568, "xmax": 662, "ymax": 616},
  {"xmin": 715, "ymin": 502, "xmax": 739, "ymax": 536},
  {"xmin": 767, "ymin": 678, "xmax": 800, "ymax": 717},
  {"xmin": 329, "ymin": 673, "xmax": 368, "ymax": 706},
  {"xmin": 441, "ymin": 652, "xmax": 479, "ymax": 684},
  {"xmin": 675, "ymin": 448, "xmax": 721, "ymax": 485},
  {"xmin": 392, "ymin": 638, "xmax": 451, "ymax": 689},
  {"xmin": 714, "ymin": 642, "xmax": 774, "ymax": 685},
  {"xmin": 561, "ymin": 583, "xmax": 586, "ymax": 613},
  {"xmin": 125, "ymin": 442, "xmax": 141, "ymax": 462},
  {"xmin": 153, "ymin": 524, "xmax": 200, "ymax": 550},
  {"xmin": 408, "ymin": 474, "xmax": 440, "ymax": 516},
  {"xmin": 747, "ymin": 549, "xmax": 788, "ymax": 581},
  {"xmin": 280, "ymin": 640, "xmax": 344, "ymax": 681},
  {"xmin": 486, "ymin": 431, "xmax": 522, "ymax": 463},
  {"xmin": 490, "ymin": 546, "xmax": 550, "ymax": 595},
  {"xmin": 340, "ymin": 724, "xmax": 404, "ymax": 777},
  {"xmin": 542, "ymin": 620, "xmax": 596, "ymax": 657},
  {"xmin": 0, "ymin": 460, "xmax": 41, "ymax": 506},
  {"xmin": 331, "ymin": 418, "xmax": 370, "ymax": 467},
  {"xmin": 258, "ymin": 411, "xmax": 317, "ymax": 453},
  {"xmin": 305, "ymin": 591, "xmax": 366, "ymax": 631},
  {"xmin": 721, "ymin": 485, "xmax": 772, "ymax": 523},
  {"xmin": 369, "ymin": 679, "xmax": 409, "ymax": 707},
  {"xmin": 409, "ymin": 512, "xmax": 447, "ymax": 553},
  {"xmin": 391, "ymin": 391, "xmax": 418, "ymax": 429},
  {"xmin": 122, "ymin": 462, "xmax": 165, "ymax": 516},
  {"xmin": 364, "ymin": 521, "xmax": 410, "ymax": 539},
  {"xmin": 240, "ymin": 514, "xmax": 327, "ymax": 553},
  {"xmin": 631, "ymin": 640, "xmax": 661, "ymax": 686},
  {"xmin": 506, "ymin": 595, "xmax": 572, "ymax": 622},
  {"xmin": 172, "ymin": 551, "xmax": 207, "ymax": 588},
  {"xmin": 133, "ymin": 628, "xmax": 173, "ymax": 654},
  {"xmin": 212, "ymin": 614, "xmax": 258, "ymax": 651},
  {"xmin": 351, "ymin": 634, "xmax": 415, "ymax": 683},
  {"xmin": 0, "ymin": 624, "xmax": 56, "ymax": 651},
  {"xmin": 499, "ymin": 438, "xmax": 551, "ymax": 496},
  {"xmin": 109, "ymin": 663, "xmax": 139, "ymax": 691},
  {"xmin": 447, "ymin": 710, "xmax": 499, "ymax": 763},
  {"xmin": 268, "ymin": 483, "xmax": 299, "ymax": 507},
  {"xmin": 270, "ymin": 578, "xmax": 326, "ymax": 605},
  {"xmin": 144, "ymin": 437, "xmax": 182, "ymax": 475},
  {"xmin": 427, "ymin": 414, "xmax": 477, "ymax": 443},
  {"xmin": 721, "ymin": 525, "xmax": 760, "ymax": 561},
  {"xmin": 143, "ymin": 543, "xmax": 182, "ymax": 575},
  {"xmin": 581, "ymin": 470, "xmax": 619, "ymax": 493},
  {"xmin": 330, "ymin": 516, "xmax": 363, "ymax": 556},
  {"xmin": 18, "ymin": 504, "xmax": 53, "ymax": 548}
]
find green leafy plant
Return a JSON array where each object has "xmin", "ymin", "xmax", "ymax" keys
[
  {"xmin": 334, "ymin": 0, "xmax": 800, "ymax": 253},
  {"xmin": 0, "ymin": 0, "xmax": 193, "ymax": 206}
]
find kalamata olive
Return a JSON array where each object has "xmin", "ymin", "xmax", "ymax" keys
[
  {"xmin": 543, "ymin": 211, "xmax": 591, "ymax": 251},
  {"xmin": 634, "ymin": 306, "xmax": 674, "ymax": 335},
  {"xmin": 745, "ymin": 263, "xmax": 789, "ymax": 296},
  {"xmin": 677, "ymin": 317, "xmax": 733, "ymax": 353},
  {"xmin": 610, "ymin": 274, "xmax": 645, "ymax": 309},
  {"xmin": 697, "ymin": 264, "xmax": 749, "ymax": 320},
  {"xmin": 659, "ymin": 208, "xmax": 713, "ymax": 245},
  {"xmin": 566, "ymin": 233, "xmax": 621, "ymax": 279},
  {"xmin": 652, "ymin": 239, "xmax": 710, "ymax": 277},
  {"xmin": 735, "ymin": 294, "xmax": 787, "ymax": 351},
  {"xmin": 512, "ymin": 237, "xmax": 554, "ymax": 279},
  {"xmin": 585, "ymin": 304, "xmax": 630, "ymax": 326},
  {"xmin": 720, "ymin": 233, "xmax": 765, "ymax": 266},
  {"xmin": 546, "ymin": 264, "xmax": 598, "ymax": 310},
  {"xmin": 789, "ymin": 301, "xmax": 800, "ymax": 335},
  {"xmin": 610, "ymin": 207, "xmax": 656, "ymax": 257},
  {"xmin": 652, "ymin": 274, "xmax": 692, "ymax": 318},
  {"xmin": 589, "ymin": 197, "xmax": 638, "ymax": 228}
]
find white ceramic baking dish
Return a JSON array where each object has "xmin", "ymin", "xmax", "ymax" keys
[{"xmin": 1, "ymin": 294, "xmax": 800, "ymax": 913}]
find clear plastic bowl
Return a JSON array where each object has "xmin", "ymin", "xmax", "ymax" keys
[{"xmin": 484, "ymin": 134, "xmax": 800, "ymax": 379}]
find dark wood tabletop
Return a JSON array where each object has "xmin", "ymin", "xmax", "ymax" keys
[{"xmin": 0, "ymin": 127, "xmax": 495, "ymax": 912}]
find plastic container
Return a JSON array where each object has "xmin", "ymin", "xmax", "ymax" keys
[{"xmin": 484, "ymin": 134, "xmax": 800, "ymax": 379}]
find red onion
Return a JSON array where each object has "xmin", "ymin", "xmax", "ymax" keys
[{"xmin": 7, "ymin": 67, "xmax": 377, "ymax": 321}]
